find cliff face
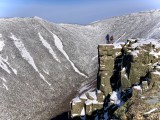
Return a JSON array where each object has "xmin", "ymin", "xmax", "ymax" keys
[{"xmin": 70, "ymin": 38, "xmax": 160, "ymax": 120}]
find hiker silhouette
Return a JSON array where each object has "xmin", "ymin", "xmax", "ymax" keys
[{"xmin": 106, "ymin": 34, "xmax": 110, "ymax": 44}]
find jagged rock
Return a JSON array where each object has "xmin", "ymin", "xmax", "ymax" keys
[
  {"xmin": 98, "ymin": 71, "xmax": 112, "ymax": 96},
  {"xmin": 99, "ymin": 58, "xmax": 114, "ymax": 71},
  {"xmin": 142, "ymin": 81, "xmax": 149, "ymax": 92},
  {"xmin": 113, "ymin": 102, "xmax": 128, "ymax": 120},
  {"xmin": 86, "ymin": 91, "xmax": 97, "ymax": 100},
  {"xmin": 71, "ymin": 97, "xmax": 84, "ymax": 117},
  {"xmin": 140, "ymin": 43, "xmax": 152, "ymax": 51},
  {"xmin": 85, "ymin": 100, "xmax": 93, "ymax": 116},
  {"xmin": 150, "ymin": 72, "xmax": 160, "ymax": 89},
  {"xmin": 100, "ymin": 84, "xmax": 112, "ymax": 96},
  {"xmin": 80, "ymin": 93, "xmax": 88, "ymax": 103},
  {"xmin": 71, "ymin": 38, "xmax": 160, "ymax": 119},
  {"xmin": 97, "ymin": 90, "xmax": 105, "ymax": 102},
  {"xmin": 132, "ymin": 86, "xmax": 142, "ymax": 97},
  {"xmin": 121, "ymin": 68, "xmax": 131, "ymax": 90},
  {"xmin": 92, "ymin": 102, "xmax": 104, "ymax": 111}
]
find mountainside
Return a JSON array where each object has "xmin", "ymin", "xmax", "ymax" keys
[{"xmin": 0, "ymin": 10, "xmax": 160, "ymax": 120}]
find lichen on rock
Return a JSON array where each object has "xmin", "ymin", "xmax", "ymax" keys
[{"xmin": 70, "ymin": 38, "xmax": 160, "ymax": 119}]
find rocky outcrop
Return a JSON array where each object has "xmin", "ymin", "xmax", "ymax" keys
[{"xmin": 70, "ymin": 38, "xmax": 160, "ymax": 119}]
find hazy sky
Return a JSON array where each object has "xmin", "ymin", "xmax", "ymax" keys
[{"xmin": 0, "ymin": 0, "xmax": 160, "ymax": 24}]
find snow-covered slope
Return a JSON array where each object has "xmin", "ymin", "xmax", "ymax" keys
[{"xmin": 1, "ymin": 10, "xmax": 160, "ymax": 119}]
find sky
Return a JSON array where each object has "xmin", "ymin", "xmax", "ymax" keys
[{"xmin": 0, "ymin": 0, "xmax": 160, "ymax": 24}]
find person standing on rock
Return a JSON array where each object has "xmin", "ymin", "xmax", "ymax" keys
[
  {"xmin": 110, "ymin": 35, "xmax": 114, "ymax": 44},
  {"xmin": 106, "ymin": 34, "xmax": 110, "ymax": 44}
]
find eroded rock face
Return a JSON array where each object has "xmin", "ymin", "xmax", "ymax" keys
[{"xmin": 70, "ymin": 38, "xmax": 160, "ymax": 120}]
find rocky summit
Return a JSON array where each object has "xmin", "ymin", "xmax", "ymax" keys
[
  {"xmin": 70, "ymin": 38, "xmax": 160, "ymax": 120},
  {"xmin": 1, "ymin": 10, "xmax": 160, "ymax": 120}
]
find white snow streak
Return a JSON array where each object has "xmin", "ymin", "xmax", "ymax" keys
[
  {"xmin": 52, "ymin": 32, "xmax": 88, "ymax": 78},
  {"xmin": 38, "ymin": 33, "xmax": 61, "ymax": 63},
  {"xmin": 92, "ymin": 55, "xmax": 98, "ymax": 61},
  {"xmin": 3, "ymin": 83, "xmax": 8, "ymax": 90},
  {"xmin": 10, "ymin": 33, "xmax": 51, "ymax": 86},
  {"xmin": 43, "ymin": 69, "xmax": 49, "ymax": 75},
  {"xmin": 0, "ymin": 41, "xmax": 5, "ymax": 52},
  {"xmin": 0, "ymin": 56, "xmax": 11, "ymax": 74},
  {"xmin": 0, "ymin": 34, "xmax": 5, "ymax": 52},
  {"xmin": 115, "ymin": 32, "xmax": 126, "ymax": 43},
  {"xmin": 0, "ymin": 77, "xmax": 8, "ymax": 91},
  {"xmin": 1, "ymin": 56, "xmax": 17, "ymax": 75},
  {"xmin": 12, "ymin": 68, "xmax": 17, "ymax": 75},
  {"xmin": 144, "ymin": 108, "xmax": 158, "ymax": 115},
  {"xmin": 1, "ymin": 77, "xmax": 7, "ymax": 83}
]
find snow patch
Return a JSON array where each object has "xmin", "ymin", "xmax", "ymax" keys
[
  {"xmin": 92, "ymin": 100, "xmax": 99, "ymax": 104},
  {"xmin": 110, "ymin": 90, "xmax": 122, "ymax": 106},
  {"xmin": 88, "ymin": 91, "xmax": 97, "ymax": 100},
  {"xmin": 132, "ymin": 38, "xmax": 160, "ymax": 49},
  {"xmin": 85, "ymin": 100, "xmax": 92, "ymax": 105},
  {"xmin": 150, "ymin": 50, "xmax": 160, "ymax": 58},
  {"xmin": 0, "ymin": 34, "xmax": 5, "ymax": 52},
  {"xmin": 12, "ymin": 68, "xmax": 17, "ymax": 75},
  {"xmin": 72, "ymin": 97, "xmax": 81, "ymax": 105},
  {"xmin": 2, "ymin": 83, "xmax": 8, "ymax": 90},
  {"xmin": 52, "ymin": 32, "xmax": 88, "ymax": 78},
  {"xmin": 131, "ymin": 50, "xmax": 140, "ymax": 57},
  {"xmin": 39, "ymin": 73, "xmax": 51, "ymax": 86},
  {"xmin": 1, "ymin": 56, "xmax": 17, "ymax": 75},
  {"xmin": 113, "ymin": 42, "xmax": 124, "ymax": 48},
  {"xmin": 72, "ymin": 114, "xmax": 79, "ymax": 117},
  {"xmin": 43, "ymin": 69, "xmax": 49, "ymax": 75},
  {"xmin": 10, "ymin": 33, "xmax": 51, "ymax": 86},
  {"xmin": 0, "ymin": 41, "xmax": 5, "ymax": 52},
  {"xmin": 38, "ymin": 33, "xmax": 60, "ymax": 63},
  {"xmin": 133, "ymin": 85, "xmax": 142, "ymax": 90},
  {"xmin": 0, "ymin": 77, "xmax": 7, "ymax": 82},
  {"xmin": 133, "ymin": 85, "xmax": 142, "ymax": 93},
  {"xmin": 80, "ymin": 93, "xmax": 88, "ymax": 100},
  {"xmin": 0, "ymin": 56, "xmax": 11, "ymax": 74},
  {"xmin": 92, "ymin": 55, "xmax": 98, "ymax": 61},
  {"xmin": 122, "ymin": 67, "xmax": 126, "ymax": 72},
  {"xmin": 81, "ymin": 107, "xmax": 85, "ymax": 116},
  {"xmin": 152, "ymin": 71, "xmax": 160, "ymax": 75},
  {"xmin": 144, "ymin": 108, "xmax": 158, "ymax": 115}
]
